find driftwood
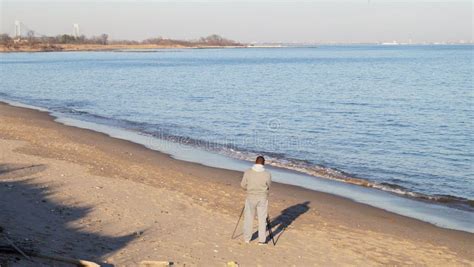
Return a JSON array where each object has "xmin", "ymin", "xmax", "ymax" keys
[
  {"xmin": 0, "ymin": 245, "xmax": 99, "ymax": 267},
  {"xmin": 0, "ymin": 245, "xmax": 28, "ymax": 254},
  {"xmin": 139, "ymin": 261, "xmax": 173, "ymax": 267},
  {"xmin": 30, "ymin": 253, "xmax": 100, "ymax": 267},
  {"xmin": 0, "ymin": 226, "xmax": 99, "ymax": 267},
  {"xmin": 1, "ymin": 229, "xmax": 31, "ymax": 260}
]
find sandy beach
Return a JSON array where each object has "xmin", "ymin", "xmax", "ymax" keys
[{"xmin": 0, "ymin": 102, "xmax": 473, "ymax": 266}]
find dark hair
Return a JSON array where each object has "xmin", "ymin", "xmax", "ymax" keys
[{"xmin": 255, "ymin": 156, "xmax": 265, "ymax": 164}]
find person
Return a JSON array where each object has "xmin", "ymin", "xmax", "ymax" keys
[{"xmin": 240, "ymin": 155, "xmax": 272, "ymax": 244}]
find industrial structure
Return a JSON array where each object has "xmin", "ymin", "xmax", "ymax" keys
[
  {"xmin": 14, "ymin": 20, "xmax": 21, "ymax": 38},
  {"xmin": 12, "ymin": 20, "xmax": 81, "ymax": 40},
  {"xmin": 73, "ymin": 24, "xmax": 80, "ymax": 38}
]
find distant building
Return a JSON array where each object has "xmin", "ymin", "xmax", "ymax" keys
[
  {"xmin": 73, "ymin": 24, "xmax": 80, "ymax": 38},
  {"xmin": 14, "ymin": 20, "xmax": 21, "ymax": 39}
]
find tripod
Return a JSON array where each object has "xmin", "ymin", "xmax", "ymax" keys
[{"xmin": 231, "ymin": 206, "xmax": 276, "ymax": 246}]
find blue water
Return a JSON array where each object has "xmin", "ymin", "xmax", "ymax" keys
[{"xmin": 1, "ymin": 45, "xmax": 473, "ymax": 207}]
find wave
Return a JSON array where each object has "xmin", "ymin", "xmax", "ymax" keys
[
  {"xmin": 1, "ymin": 96, "xmax": 473, "ymax": 211},
  {"xmin": 165, "ymin": 137, "xmax": 474, "ymax": 211}
]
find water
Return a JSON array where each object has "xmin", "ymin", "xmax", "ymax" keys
[{"xmin": 0, "ymin": 46, "xmax": 473, "ymax": 218}]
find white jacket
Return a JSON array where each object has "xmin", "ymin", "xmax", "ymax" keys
[{"xmin": 240, "ymin": 164, "xmax": 272, "ymax": 197}]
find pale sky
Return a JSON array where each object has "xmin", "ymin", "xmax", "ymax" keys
[{"xmin": 1, "ymin": 0, "xmax": 472, "ymax": 43}]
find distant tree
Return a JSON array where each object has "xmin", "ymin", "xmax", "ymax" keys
[
  {"xmin": 77, "ymin": 35, "xmax": 86, "ymax": 44},
  {"xmin": 109, "ymin": 39, "xmax": 139, "ymax": 45},
  {"xmin": 142, "ymin": 37, "xmax": 164, "ymax": 45},
  {"xmin": 0, "ymin": 31, "xmax": 242, "ymax": 48},
  {"xmin": 26, "ymin": 30, "xmax": 36, "ymax": 43},
  {"xmin": 56, "ymin": 34, "xmax": 77, "ymax": 44},
  {"xmin": 0, "ymin": 34, "xmax": 12, "ymax": 45},
  {"xmin": 198, "ymin": 34, "xmax": 239, "ymax": 46},
  {"xmin": 99, "ymin": 34, "xmax": 108, "ymax": 45},
  {"xmin": 37, "ymin": 36, "xmax": 55, "ymax": 44},
  {"xmin": 89, "ymin": 34, "xmax": 108, "ymax": 45},
  {"xmin": 142, "ymin": 37, "xmax": 195, "ymax": 47}
]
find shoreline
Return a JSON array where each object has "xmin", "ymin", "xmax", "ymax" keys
[
  {"xmin": 3, "ymin": 99, "xmax": 473, "ymax": 233},
  {"xmin": 0, "ymin": 43, "xmax": 286, "ymax": 53},
  {"xmin": 0, "ymin": 44, "xmax": 241, "ymax": 53},
  {"xmin": 1, "ymin": 45, "xmax": 472, "ymax": 214},
  {"xmin": 1, "ymin": 43, "xmax": 472, "ymax": 53},
  {"xmin": 0, "ymin": 104, "xmax": 474, "ymax": 266},
  {"xmin": 1, "ymin": 101, "xmax": 473, "ymax": 265}
]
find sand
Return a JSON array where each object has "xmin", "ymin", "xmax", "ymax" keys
[{"xmin": 0, "ymin": 102, "xmax": 473, "ymax": 266}]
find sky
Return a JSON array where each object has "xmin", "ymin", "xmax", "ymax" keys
[{"xmin": 0, "ymin": 0, "xmax": 472, "ymax": 43}]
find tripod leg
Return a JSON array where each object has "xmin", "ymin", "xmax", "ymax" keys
[
  {"xmin": 231, "ymin": 206, "xmax": 245, "ymax": 239},
  {"xmin": 266, "ymin": 216, "xmax": 276, "ymax": 246}
]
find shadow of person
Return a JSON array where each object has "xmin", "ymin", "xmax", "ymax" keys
[
  {"xmin": 251, "ymin": 201, "xmax": 310, "ymax": 244},
  {"xmin": 0, "ymin": 164, "xmax": 137, "ymax": 266}
]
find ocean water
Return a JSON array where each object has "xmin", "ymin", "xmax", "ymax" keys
[{"xmin": 1, "ymin": 45, "xmax": 473, "ymax": 210}]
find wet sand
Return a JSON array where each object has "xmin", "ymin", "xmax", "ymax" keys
[{"xmin": 0, "ymin": 102, "xmax": 473, "ymax": 266}]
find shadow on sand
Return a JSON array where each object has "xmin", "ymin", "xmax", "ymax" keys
[
  {"xmin": 0, "ymin": 164, "xmax": 136, "ymax": 266},
  {"xmin": 249, "ymin": 201, "xmax": 311, "ymax": 245}
]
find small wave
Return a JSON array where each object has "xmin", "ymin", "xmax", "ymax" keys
[
  {"xmin": 132, "ymin": 128, "xmax": 474, "ymax": 211},
  {"xmin": 2, "ymin": 97, "xmax": 472, "ymax": 211},
  {"xmin": 211, "ymin": 145, "xmax": 474, "ymax": 210}
]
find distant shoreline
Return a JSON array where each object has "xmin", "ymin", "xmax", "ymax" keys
[
  {"xmin": 2, "ymin": 43, "xmax": 472, "ymax": 53},
  {"xmin": 0, "ymin": 43, "xmax": 290, "ymax": 53},
  {"xmin": 0, "ymin": 43, "xmax": 240, "ymax": 53}
]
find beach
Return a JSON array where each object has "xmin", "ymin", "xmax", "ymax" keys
[{"xmin": 1, "ymin": 102, "xmax": 473, "ymax": 266}]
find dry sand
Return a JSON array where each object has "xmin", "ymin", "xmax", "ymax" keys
[{"xmin": 0, "ymin": 102, "xmax": 473, "ymax": 266}]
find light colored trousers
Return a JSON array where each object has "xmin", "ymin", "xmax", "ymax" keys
[{"xmin": 243, "ymin": 197, "xmax": 268, "ymax": 243}]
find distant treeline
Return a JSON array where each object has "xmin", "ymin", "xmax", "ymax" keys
[
  {"xmin": 0, "ymin": 33, "xmax": 242, "ymax": 47},
  {"xmin": 142, "ymin": 34, "xmax": 241, "ymax": 46}
]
